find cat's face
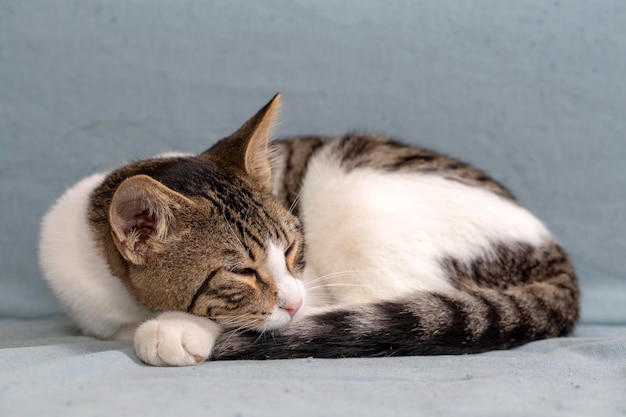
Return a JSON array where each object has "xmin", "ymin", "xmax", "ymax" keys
[{"xmin": 106, "ymin": 94, "xmax": 306, "ymax": 330}]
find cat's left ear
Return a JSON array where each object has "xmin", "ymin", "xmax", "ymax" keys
[
  {"xmin": 109, "ymin": 175, "xmax": 194, "ymax": 265},
  {"xmin": 201, "ymin": 93, "xmax": 281, "ymax": 190}
]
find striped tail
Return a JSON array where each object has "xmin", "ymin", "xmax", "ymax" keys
[{"xmin": 210, "ymin": 270, "xmax": 579, "ymax": 360}]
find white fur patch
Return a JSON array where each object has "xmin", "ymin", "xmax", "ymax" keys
[
  {"xmin": 299, "ymin": 146, "xmax": 552, "ymax": 307},
  {"xmin": 259, "ymin": 241, "xmax": 306, "ymax": 330},
  {"xmin": 39, "ymin": 173, "xmax": 151, "ymax": 340}
]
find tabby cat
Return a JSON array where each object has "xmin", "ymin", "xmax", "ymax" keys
[{"xmin": 39, "ymin": 94, "xmax": 579, "ymax": 366}]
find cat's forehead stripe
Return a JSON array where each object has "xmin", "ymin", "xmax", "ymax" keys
[
  {"xmin": 136, "ymin": 156, "xmax": 291, "ymax": 250},
  {"xmin": 208, "ymin": 191, "xmax": 289, "ymax": 251}
]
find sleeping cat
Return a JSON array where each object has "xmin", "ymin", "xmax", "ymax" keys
[{"xmin": 39, "ymin": 94, "xmax": 579, "ymax": 366}]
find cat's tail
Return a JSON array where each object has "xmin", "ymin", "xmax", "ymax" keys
[{"xmin": 210, "ymin": 267, "xmax": 578, "ymax": 360}]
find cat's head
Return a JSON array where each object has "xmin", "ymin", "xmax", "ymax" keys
[{"xmin": 105, "ymin": 94, "xmax": 306, "ymax": 331}]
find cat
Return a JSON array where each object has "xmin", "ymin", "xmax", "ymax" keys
[{"xmin": 39, "ymin": 94, "xmax": 579, "ymax": 366}]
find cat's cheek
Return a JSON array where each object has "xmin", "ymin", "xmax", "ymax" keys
[{"xmin": 133, "ymin": 311, "xmax": 222, "ymax": 367}]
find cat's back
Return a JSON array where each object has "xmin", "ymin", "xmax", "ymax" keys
[
  {"xmin": 271, "ymin": 134, "xmax": 553, "ymax": 304},
  {"xmin": 271, "ymin": 133, "xmax": 514, "ymax": 204}
]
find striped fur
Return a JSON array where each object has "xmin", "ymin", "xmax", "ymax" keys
[{"xmin": 39, "ymin": 95, "xmax": 579, "ymax": 365}]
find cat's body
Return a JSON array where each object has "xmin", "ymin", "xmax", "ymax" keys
[{"xmin": 40, "ymin": 95, "xmax": 579, "ymax": 365}]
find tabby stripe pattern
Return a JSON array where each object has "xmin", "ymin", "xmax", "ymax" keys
[{"xmin": 187, "ymin": 270, "xmax": 219, "ymax": 313}]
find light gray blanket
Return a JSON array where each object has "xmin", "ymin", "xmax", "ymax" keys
[{"xmin": 1, "ymin": 319, "xmax": 625, "ymax": 416}]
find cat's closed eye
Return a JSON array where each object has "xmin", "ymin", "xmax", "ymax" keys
[{"xmin": 231, "ymin": 268, "xmax": 258, "ymax": 278}]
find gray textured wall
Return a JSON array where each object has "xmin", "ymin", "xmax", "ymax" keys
[{"xmin": 1, "ymin": 0, "xmax": 624, "ymax": 323}]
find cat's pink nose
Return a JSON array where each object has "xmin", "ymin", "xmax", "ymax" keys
[{"xmin": 281, "ymin": 297, "xmax": 303, "ymax": 318}]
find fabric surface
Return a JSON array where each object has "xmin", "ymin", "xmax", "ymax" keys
[
  {"xmin": 1, "ymin": 1, "xmax": 625, "ymax": 416},
  {"xmin": 1, "ymin": 318, "xmax": 625, "ymax": 417}
]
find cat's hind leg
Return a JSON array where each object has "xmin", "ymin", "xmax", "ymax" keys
[{"xmin": 134, "ymin": 311, "xmax": 222, "ymax": 366}]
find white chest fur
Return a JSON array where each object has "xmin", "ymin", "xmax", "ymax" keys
[
  {"xmin": 299, "ymin": 147, "xmax": 552, "ymax": 306},
  {"xmin": 39, "ymin": 173, "xmax": 151, "ymax": 340}
]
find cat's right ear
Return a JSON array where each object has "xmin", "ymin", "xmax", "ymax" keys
[
  {"xmin": 200, "ymin": 93, "xmax": 281, "ymax": 190},
  {"xmin": 109, "ymin": 175, "xmax": 193, "ymax": 265}
]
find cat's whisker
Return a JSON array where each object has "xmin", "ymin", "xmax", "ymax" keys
[
  {"xmin": 209, "ymin": 313, "xmax": 255, "ymax": 328},
  {"xmin": 252, "ymin": 328, "xmax": 267, "ymax": 344},
  {"xmin": 211, "ymin": 318, "xmax": 243, "ymax": 327},
  {"xmin": 304, "ymin": 294, "xmax": 335, "ymax": 301},
  {"xmin": 303, "ymin": 291, "xmax": 337, "ymax": 304},
  {"xmin": 221, "ymin": 212, "xmax": 248, "ymax": 252},
  {"xmin": 221, "ymin": 322, "xmax": 253, "ymax": 347},
  {"xmin": 303, "ymin": 301, "xmax": 337, "ymax": 311},
  {"xmin": 306, "ymin": 283, "xmax": 363, "ymax": 291},
  {"xmin": 304, "ymin": 270, "xmax": 375, "ymax": 285},
  {"xmin": 244, "ymin": 205, "xmax": 251, "ymax": 223},
  {"xmin": 287, "ymin": 188, "xmax": 304, "ymax": 216},
  {"xmin": 213, "ymin": 323, "xmax": 252, "ymax": 356}
]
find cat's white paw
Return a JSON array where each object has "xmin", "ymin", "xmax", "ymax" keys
[{"xmin": 134, "ymin": 311, "xmax": 222, "ymax": 366}]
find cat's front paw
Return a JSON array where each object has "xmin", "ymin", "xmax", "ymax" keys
[{"xmin": 134, "ymin": 311, "xmax": 222, "ymax": 366}]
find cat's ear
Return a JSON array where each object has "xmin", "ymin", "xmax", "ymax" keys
[
  {"xmin": 109, "ymin": 174, "xmax": 193, "ymax": 265},
  {"xmin": 201, "ymin": 93, "xmax": 281, "ymax": 190}
]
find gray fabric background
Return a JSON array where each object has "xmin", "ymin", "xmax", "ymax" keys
[{"xmin": 1, "ymin": 0, "xmax": 625, "ymax": 325}]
